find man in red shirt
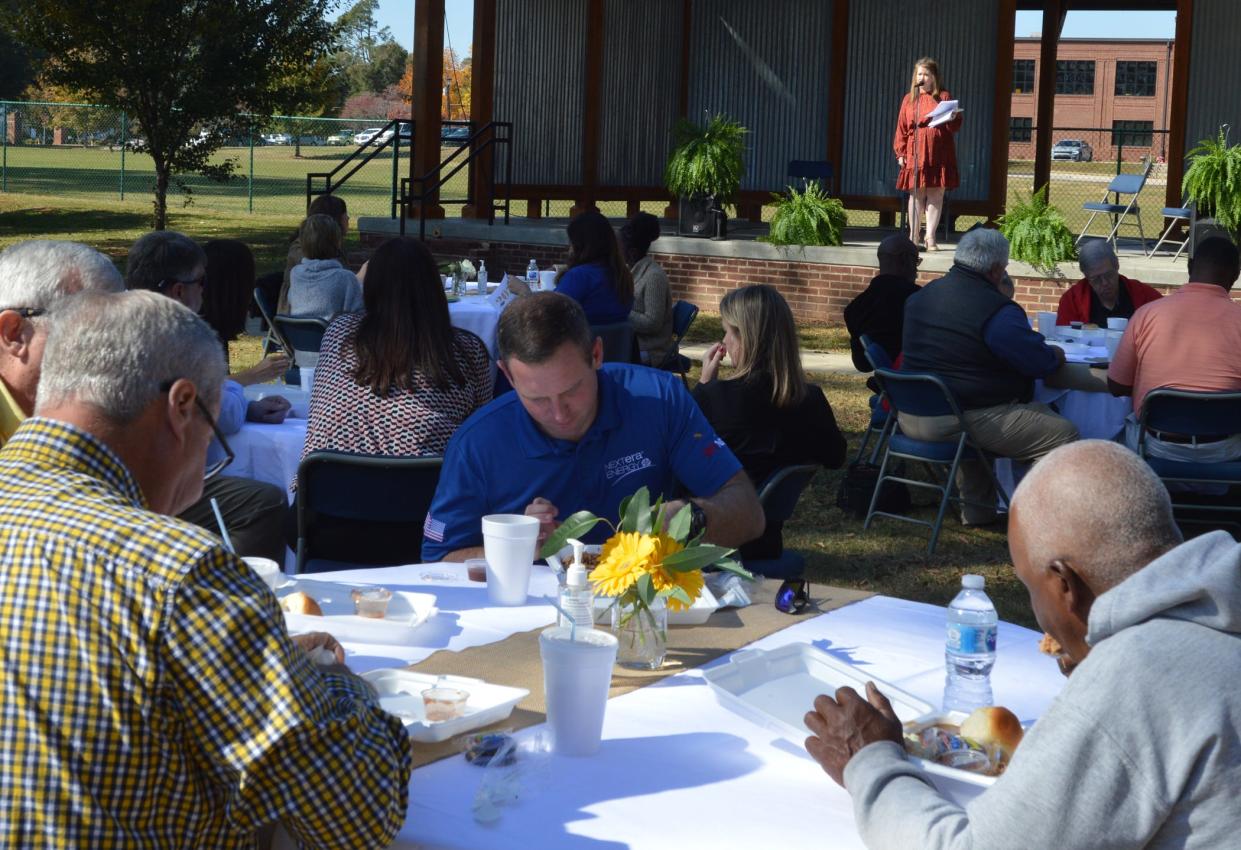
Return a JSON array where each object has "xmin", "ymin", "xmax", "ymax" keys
[
  {"xmin": 1056, "ymin": 240, "xmax": 1162, "ymax": 326},
  {"xmin": 1108, "ymin": 237, "xmax": 1241, "ymax": 463}
]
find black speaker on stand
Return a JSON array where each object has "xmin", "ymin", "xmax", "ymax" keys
[{"xmin": 678, "ymin": 196, "xmax": 717, "ymax": 238}]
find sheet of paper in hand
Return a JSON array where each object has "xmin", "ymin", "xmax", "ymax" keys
[
  {"xmin": 487, "ymin": 274, "xmax": 517, "ymax": 311},
  {"xmin": 927, "ymin": 99, "xmax": 961, "ymax": 128}
]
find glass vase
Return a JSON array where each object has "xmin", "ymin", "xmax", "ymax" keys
[{"xmin": 611, "ymin": 596, "xmax": 668, "ymax": 670}]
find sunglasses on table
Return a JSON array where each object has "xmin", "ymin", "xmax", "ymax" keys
[
  {"xmin": 775, "ymin": 579, "xmax": 811, "ymax": 615},
  {"xmin": 159, "ymin": 381, "xmax": 234, "ymax": 481}
]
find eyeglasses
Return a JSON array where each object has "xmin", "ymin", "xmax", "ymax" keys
[
  {"xmin": 775, "ymin": 579, "xmax": 811, "ymax": 615},
  {"xmin": 160, "ymin": 381, "xmax": 234, "ymax": 481},
  {"xmin": 0, "ymin": 307, "xmax": 48, "ymax": 318},
  {"xmin": 155, "ymin": 273, "xmax": 207, "ymax": 292}
]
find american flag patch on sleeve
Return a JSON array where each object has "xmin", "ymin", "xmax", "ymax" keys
[{"xmin": 423, "ymin": 513, "xmax": 446, "ymax": 542}]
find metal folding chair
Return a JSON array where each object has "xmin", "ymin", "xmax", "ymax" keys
[
  {"xmin": 741, "ymin": 464, "xmax": 820, "ymax": 580},
  {"xmin": 659, "ymin": 300, "xmax": 700, "ymax": 385},
  {"xmin": 591, "ymin": 320, "xmax": 638, "ymax": 364},
  {"xmin": 1137, "ymin": 388, "xmax": 1241, "ymax": 523},
  {"xmin": 1147, "ymin": 200, "xmax": 1193, "ymax": 261},
  {"xmin": 865, "ymin": 368, "xmax": 1009, "ymax": 555},
  {"xmin": 1076, "ymin": 159, "xmax": 1154, "ymax": 252},
  {"xmin": 252, "ymin": 287, "xmax": 287, "ymax": 355},
  {"xmin": 854, "ymin": 334, "xmax": 893, "ymax": 465},
  {"xmin": 787, "ymin": 160, "xmax": 834, "ymax": 193}
]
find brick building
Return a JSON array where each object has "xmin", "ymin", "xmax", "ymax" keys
[{"xmin": 1009, "ymin": 37, "xmax": 1176, "ymax": 162}]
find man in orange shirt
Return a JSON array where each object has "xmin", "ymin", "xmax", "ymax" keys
[{"xmin": 1108, "ymin": 237, "xmax": 1241, "ymax": 462}]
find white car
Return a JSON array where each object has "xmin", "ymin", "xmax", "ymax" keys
[
  {"xmin": 263, "ymin": 133, "xmax": 292, "ymax": 146},
  {"xmin": 353, "ymin": 127, "xmax": 385, "ymax": 145}
]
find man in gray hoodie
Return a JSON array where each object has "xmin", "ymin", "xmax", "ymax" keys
[{"xmin": 804, "ymin": 439, "xmax": 1241, "ymax": 848}]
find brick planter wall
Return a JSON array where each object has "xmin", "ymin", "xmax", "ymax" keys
[{"xmin": 362, "ymin": 230, "xmax": 1233, "ymax": 321}]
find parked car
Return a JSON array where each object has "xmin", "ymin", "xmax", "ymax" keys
[
  {"xmin": 326, "ymin": 133, "xmax": 351, "ymax": 146},
  {"xmin": 441, "ymin": 125, "xmax": 471, "ymax": 146},
  {"xmin": 1052, "ymin": 139, "xmax": 1093, "ymax": 162},
  {"xmin": 262, "ymin": 133, "xmax": 292, "ymax": 146},
  {"xmin": 353, "ymin": 127, "xmax": 385, "ymax": 145}
]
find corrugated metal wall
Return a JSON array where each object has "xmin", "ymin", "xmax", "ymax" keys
[
  {"xmin": 840, "ymin": 0, "xmax": 997, "ymax": 202},
  {"xmin": 1184, "ymin": 0, "xmax": 1241, "ymax": 163},
  {"xmin": 599, "ymin": 1, "xmax": 683, "ymax": 187},
  {"xmin": 493, "ymin": 0, "xmax": 587, "ymax": 186},
  {"xmin": 686, "ymin": 0, "xmax": 834, "ymax": 192}
]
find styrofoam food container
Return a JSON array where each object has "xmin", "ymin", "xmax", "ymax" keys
[
  {"xmin": 278, "ymin": 579, "xmax": 437, "ymax": 645},
  {"xmin": 593, "ymin": 583, "xmax": 721, "ymax": 626},
  {"xmin": 362, "ymin": 669, "xmax": 529, "ymax": 743},
  {"xmin": 704, "ymin": 645, "xmax": 1005, "ymax": 805}
]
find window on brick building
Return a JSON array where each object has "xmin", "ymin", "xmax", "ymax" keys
[
  {"xmin": 1112, "ymin": 120, "xmax": 1154, "ymax": 147},
  {"xmin": 1013, "ymin": 59, "xmax": 1035, "ymax": 94},
  {"xmin": 1115, "ymin": 61, "xmax": 1157, "ymax": 96},
  {"xmin": 1010, "ymin": 117, "xmax": 1033, "ymax": 142},
  {"xmin": 1055, "ymin": 60, "xmax": 1095, "ymax": 95}
]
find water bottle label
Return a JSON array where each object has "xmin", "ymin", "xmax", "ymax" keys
[{"xmin": 947, "ymin": 624, "xmax": 997, "ymax": 654}]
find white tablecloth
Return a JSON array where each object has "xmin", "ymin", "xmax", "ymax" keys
[
  {"xmin": 228, "ymin": 417, "xmax": 306, "ymax": 493},
  {"xmin": 448, "ymin": 297, "xmax": 501, "ymax": 361},
  {"xmin": 1035, "ymin": 380, "xmax": 1130, "ymax": 441},
  {"xmin": 382, "ymin": 594, "xmax": 1063, "ymax": 850}
]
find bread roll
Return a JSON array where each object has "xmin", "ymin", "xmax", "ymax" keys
[
  {"xmin": 280, "ymin": 591, "xmax": 323, "ymax": 616},
  {"xmin": 1038, "ymin": 632, "xmax": 1063, "ymax": 656},
  {"xmin": 960, "ymin": 706, "xmax": 1024, "ymax": 762}
]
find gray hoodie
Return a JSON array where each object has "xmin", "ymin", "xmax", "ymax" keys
[
  {"xmin": 288, "ymin": 258, "xmax": 363, "ymax": 322},
  {"xmin": 844, "ymin": 530, "xmax": 1241, "ymax": 849}
]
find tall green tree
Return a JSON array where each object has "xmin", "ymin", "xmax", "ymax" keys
[
  {"xmin": 332, "ymin": 0, "xmax": 406, "ymax": 97},
  {"xmin": 6, "ymin": 0, "xmax": 340, "ymax": 229}
]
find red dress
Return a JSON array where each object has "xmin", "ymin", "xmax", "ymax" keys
[{"xmin": 893, "ymin": 89, "xmax": 962, "ymax": 191}]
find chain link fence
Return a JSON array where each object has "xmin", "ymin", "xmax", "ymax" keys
[{"xmin": 0, "ymin": 100, "xmax": 443, "ymax": 218}]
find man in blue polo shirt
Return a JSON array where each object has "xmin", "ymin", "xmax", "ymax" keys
[{"xmin": 423, "ymin": 292, "xmax": 764, "ymax": 561}]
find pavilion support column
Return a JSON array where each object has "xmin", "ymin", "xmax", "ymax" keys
[
  {"xmin": 986, "ymin": 0, "xmax": 1018, "ymax": 223},
  {"xmin": 826, "ymin": 0, "xmax": 849, "ymax": 198},
  {"xmin": 665, "ymin": 0, "xmax": 694, "ymax": 221},
  {"xmin": 462, "ymin": 0, "xmax": 497, "ymax": 220},
  {"xmin": 1032, "ymin": 0, "xmax": 1065, "ymax": 200},
  {"xmin": 571, "ymin": 0, "xmax": 605, "ymax": 217},
  {"xmin": 1164, "ymin": 0, "xmax": 1194, "ymax": 210},
  {"xmin": 410, "ymin": 0, "xmax": 446, "ymax": 220}
]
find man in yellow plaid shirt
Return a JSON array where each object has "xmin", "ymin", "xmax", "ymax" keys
[{"xmin": 0, "ymin": 290, "xmax": 412, "ymax": 847}]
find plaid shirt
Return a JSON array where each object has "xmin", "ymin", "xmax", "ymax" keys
[{"xmin": 0, "ymin": 418, "xmax": 412, "ymax": 848}]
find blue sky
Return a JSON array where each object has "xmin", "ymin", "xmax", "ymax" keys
[{"xmin": 365, "ymin": 4, "xmax": 1176, "ymax": 54}]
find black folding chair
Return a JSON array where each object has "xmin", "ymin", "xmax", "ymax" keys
[
  {"xmin": 742, "ymin": 465, "xmax": 820, "ymax": 580},
  {"xmin": 591, "ymin": 321, "xmax": 638, "ymax": 364},
  {"xmin": 659, "ymin": 300, "xmax": 700, "ymax": 384}
]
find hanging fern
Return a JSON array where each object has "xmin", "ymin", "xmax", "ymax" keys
[
  {"xmin": 996, "ymin": 185, "xmax": 1076, "ymax": 278},
  {"xmin": 1183, "ymin": 128, "xmax": 1241, "ymax": 233},
  {"xmin": 663, "ymin": 114, "xmax": 747, "ymax": 203},
  {"xmin": 760, "ymin": 182, "xmax": 848, "ymax": 248}
]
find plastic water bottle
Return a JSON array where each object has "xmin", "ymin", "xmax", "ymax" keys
[
  {"xmin": 944, "ymin": 574, "xmax": 997, "ymax": 713},
  {"xmin": 526, "ymin": 258, "xmax": 539, "ymax": 290},
  {"xmin": 558, "ymin": 539, "xmax": 595, "ymax": 631}
]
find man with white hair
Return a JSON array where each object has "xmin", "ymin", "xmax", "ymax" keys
[
  {"xmin": 804, "ymin": 440, "xmax": 1241, "ymax": 849},
  {"xmin": 898, "ymin": 228, "xmax": 1078, "ymax": 524},
  {"xmin": 1056, "ymin": 239, "xmax": 1161, "ymax": 326},
  {"xmin": 0, "ymin": 239, "xmax": 124, "ymax": 443},
  {"xmin": 0, "ymin": 290, "xmax": 412, "ymax": 846}
]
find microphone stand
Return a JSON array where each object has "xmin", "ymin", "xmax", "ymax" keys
[{"xmin": 911, "ymin": 86, "xmax": 921, "ymax": 245}]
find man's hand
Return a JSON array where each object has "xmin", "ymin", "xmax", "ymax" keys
[
  {"xmin": 246, "ymin": 396, "xmax": 291, "ymax": 424},
  {"xmin": 804, "ymin": 682, "xmax": 904, "ymax": 787},
  {"xmin": 699, "ymin": 342, "xmax": 726, "ymax": 384},
  {"xmin": 292, "ymin": 631, "xmax": 345, "ymax": 665},
  {"xmin": 524, "ymin": 497, "xmax": 559, "ymax": 547}
]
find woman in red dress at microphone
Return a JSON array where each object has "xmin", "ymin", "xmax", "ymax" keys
[{"xmin": 893, "ymin": 57, "xmax": 962, "ymax": 251}]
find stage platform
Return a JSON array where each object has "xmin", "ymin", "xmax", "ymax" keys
[{"xmin": 357, "ymin": 215, "xmax": 1198, "ymax": 324}]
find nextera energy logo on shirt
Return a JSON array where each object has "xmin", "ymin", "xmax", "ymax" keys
[{"xmin": 606, "ymin": 451, "xmax": 653, "ymax": 482}]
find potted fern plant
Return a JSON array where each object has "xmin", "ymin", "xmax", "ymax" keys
[
  {"xmin": 760, "ymin": 181, "xmax": 848, "ymax": 248},
  {"xmin": 996, "ymin": 185, "xmax": 1076, "ymax": 278},
  {"xmin": 664, "ymin": 114, "xmax": 747, "ymax": 240},
  {"xmin": 1182, "ymin": 128, "xmax": 1241, "ymax": 251}
]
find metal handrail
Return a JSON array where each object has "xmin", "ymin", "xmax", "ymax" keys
[
  {"xmin": 305, "ymin": 118, "xmax": 409, "ymax": 214},
  {"xmin": 399, "ymin": 122, "xmax": 513, "ymax": 239}
]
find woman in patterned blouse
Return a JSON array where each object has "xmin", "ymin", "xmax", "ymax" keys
[{"xmin": 291, "ymin": 237, "xmax": 493, "ymax": 563}]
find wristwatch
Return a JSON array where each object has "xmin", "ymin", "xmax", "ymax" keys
[{"xmin": 688, "ymin": 501, "xmax": 708, "ymax": 540}]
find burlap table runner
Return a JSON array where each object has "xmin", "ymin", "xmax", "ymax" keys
[{"xmin": 404, "ymin": 581, "xmax": 874, "ymax": 768}]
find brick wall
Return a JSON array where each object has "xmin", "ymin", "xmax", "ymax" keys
[{"xmin": 363, "ymin": 230, "xmax": 1238, "ymax": 322}]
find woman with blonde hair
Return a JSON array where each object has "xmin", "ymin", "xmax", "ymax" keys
[
  {"xmin": 287, "ymin": 213, "xmax": 363, "ymax": 321},
  {"xmin": 694, "ymin": 284, "xmax": 846, "ymax": 559},
  {"xmin": 893, "ymin": 56, "xmax": 962, "ymax": 251}
]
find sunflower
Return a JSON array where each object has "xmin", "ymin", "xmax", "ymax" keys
[
  {"xmin": 590, "ymin": 531, "xmax": 658, "ymax": 598},
  {"xmin": 647, "ymin": 533, "xmax": 703, "ymax": 611}
]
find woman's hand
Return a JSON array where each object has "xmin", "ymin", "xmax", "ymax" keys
[
  {"xmin": 233, "ymin": 352, "xmax": 292, "ymax": 386},
  {"xmin": 700, "ymin": 342, "xmax": 726, "ymax": 384},
  {"xmin": 897, "ymin": 156, "xmax": 905, "ymax": 168}
]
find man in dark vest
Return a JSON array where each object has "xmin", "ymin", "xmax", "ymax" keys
[{"xmin": 899, "ymin": 228, "xmax": 1078, "ymax": 525}]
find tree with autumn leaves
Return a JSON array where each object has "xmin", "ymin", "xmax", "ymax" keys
[{"xmin": 396, "ymin": 49, "xmax": 472, "ymax": 121}]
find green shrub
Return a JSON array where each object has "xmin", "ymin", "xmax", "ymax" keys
[
  {"xmin": 1183, "ymin": 129, "xmax": 1241, "ymax": 233},
  {"xmin": 760, "ymin": 182, "xmax": 848, "ymax": 248},
  {"xmin": 996, "ymin": 185, "xmax": 1076, "ymax": 277},
  {"xmin": 663, "ymin": 114, "xmax": 747, "ymax": 203}
]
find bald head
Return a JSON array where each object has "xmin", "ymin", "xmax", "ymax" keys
[{"xmin": 1011, "ymin": 440, "xmax": 1181, "ymax": 592}]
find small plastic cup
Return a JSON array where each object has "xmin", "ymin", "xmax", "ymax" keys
[
  {"xmin": 540, "ymin": 626, "xmax": 619, "ymax": 756},
  {"xmin": 465, "ymin": 558, "xmax": 489, "ymax": 582},
  {"xmin": 352, "ymin": 587, "xmax": 392, "ymax": 619},
  {"xmin": 242, "ymin": 556, "xmax": 282, "ymax": 590},
  {"xmin": 299, "ymin": 366, "xmax": 316, "ymax": 393},
  {"xmin": 422, "ymin": 687, "xmax": 469, "ymax": 722},
  {"xmin": 1106, "ymin": 317, "xmax": 1129, "ymax": 331}
]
